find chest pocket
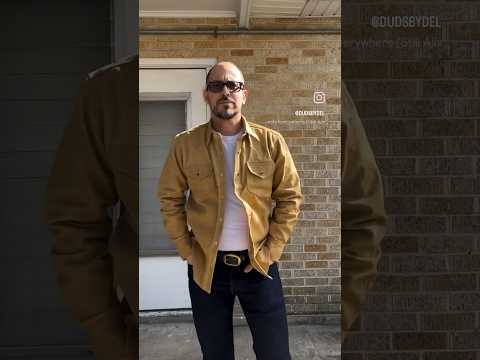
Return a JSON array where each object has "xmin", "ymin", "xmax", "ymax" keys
[
  {"xmin": 246, "ymin": 160, "xmax": 275, "ymax": 198},
  {"xmin": 186, "ymin": 163, "xmax": 215, "ymax": 197}
]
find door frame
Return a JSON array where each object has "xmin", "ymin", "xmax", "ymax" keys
[
  {"xmin": 139, "ymin": 58, "xmax": 217, "ymax": 128},
  {"xmin": 138, "ymin": 58, "xmax": 216, "ymax": 311}
]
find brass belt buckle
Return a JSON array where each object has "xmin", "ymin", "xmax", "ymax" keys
[{"xmin": 223, "ymin": 254, "xmax": 241, "ymax": 267}]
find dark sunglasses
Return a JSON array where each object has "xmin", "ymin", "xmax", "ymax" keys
[{"xmin": 206, "ymin": 81, "xmax": 245, "ymax": 93}]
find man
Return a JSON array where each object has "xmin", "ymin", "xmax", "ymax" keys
[
  {"xmin": 44, "ymin": 55, "xmax": 139, "ymax": 360},
  {"xmin": 157, "ymin": 61, "xmax": 303, "ymax": 360}
]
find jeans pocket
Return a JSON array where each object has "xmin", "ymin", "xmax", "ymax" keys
[{"xmin": 267, "ymin": 262, "xmax": 278, "ymax": 278}]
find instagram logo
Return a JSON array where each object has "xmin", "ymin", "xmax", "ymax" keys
[{"xmin": 313, "ymin": 91, "xmax": 326, "ymax": 104}]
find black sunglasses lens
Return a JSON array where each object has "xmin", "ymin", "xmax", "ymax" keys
[
  {"xmin": 225, "ymin": 81, "xmax": 240, "ymax": 90},
  {"xmin": 207, "ymin": 81, "xmax": 243, "ymax": 92},
  {"xmin": 207, "ymin": 82, "xmax": 224, "ymax": 92}
]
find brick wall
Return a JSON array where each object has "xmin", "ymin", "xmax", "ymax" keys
[
  {"xmin": 343, "ymin": 0, "xmax": 480, "ymax": 357},
  {"xmin": 140, "ymin": 16, "xmax": 341, "ymax": 316}
]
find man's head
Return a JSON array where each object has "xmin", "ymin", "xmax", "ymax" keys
[{"xmin": 203, "ymin": 61, "xmax": 248, "ymax": 121}]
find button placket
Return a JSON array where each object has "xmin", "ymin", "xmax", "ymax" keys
[{"xmin": 208, "ymin": 134, "xmax": 224, "ymax": 253}]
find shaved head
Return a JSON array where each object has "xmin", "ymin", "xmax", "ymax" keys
[{"xmin": 206, "ymin": 61, "xmax": 245, "ymax": 84}]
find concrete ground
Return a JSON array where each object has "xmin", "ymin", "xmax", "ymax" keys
[{"xmin": 140, "ymin": 315, "xmax": 340, "ymax": 360}]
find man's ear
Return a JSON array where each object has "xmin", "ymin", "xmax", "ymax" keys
[
  {"xmin": 203, "ymin": 89, "xmax": 208, "ymax": 103},
  {"xmin": 242, "ymin": 88, "xmax": 248, "ymax": 104}
]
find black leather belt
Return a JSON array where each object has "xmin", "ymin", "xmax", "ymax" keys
[{"xmin": 217, "ymin": 250, "xmax": 249, "ymax": 267}]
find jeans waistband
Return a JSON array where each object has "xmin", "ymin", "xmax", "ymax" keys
[{"xmin": 216, "ymin": 249, "xmax": 249, "ymax": 255}]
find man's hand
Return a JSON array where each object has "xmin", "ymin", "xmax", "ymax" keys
[
  {"xmin": 186, "ymin": 254, "xmax": 193, "ymax": 265},
  {"xmin": 244, "ymin": 246, "xmax": 274, "ymax": 273},
  {"xmin": 243, "ymin": 263, "xmax": 254, "ymax": 273},
  {"xmin": 243, "ymin": 259, "xmax": 274, "ymax": 273}
]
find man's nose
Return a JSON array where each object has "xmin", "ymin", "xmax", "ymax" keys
[{"xmin": 221, "ymin": 84, "xmax": 232, "ymax": 95}]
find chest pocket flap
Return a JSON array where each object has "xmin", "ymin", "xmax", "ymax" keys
[
  {"xmin": 247, "ymin": 160, "xmax": 274, "ymax": 179},
  {"xmin": 186, "ymin": 163, "xmax": 213, "ymax": 180}
]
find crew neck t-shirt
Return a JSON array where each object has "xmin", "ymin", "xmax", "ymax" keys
[{"xmin": 217, "ymin": 131, "xmax": 250, "ymax": 251}]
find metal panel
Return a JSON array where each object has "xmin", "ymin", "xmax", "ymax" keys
[
  {"xmin": 1, "ymin": 0, "xmax": 112, "ymax": 355},
  {"xmin": 138, "ymin": 0, "xmax": 341, "ymax": 18},
  {"xmin": 139, "ymin": 100, "xmax": 186, "ymax": 255}
]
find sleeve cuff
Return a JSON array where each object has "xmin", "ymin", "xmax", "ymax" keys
[
  {"xmin": 174, "ymin": 233, "xmax": 193, "ymax": 260},
  {"xmin": 266, "ymin": 237, "xmax": 286, "ymax": 263}
]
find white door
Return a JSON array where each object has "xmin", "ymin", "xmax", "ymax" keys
[{"xmin": 139, "ymin": 66, "xmax": 211, "ymax": 310}]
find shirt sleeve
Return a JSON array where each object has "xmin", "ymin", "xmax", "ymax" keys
[
  {"xmin": 341, "ymin": 81, "xmax": 387, "ymax": 336},
  {"xmin": 43, "ymin": 78, "xmax": 128, "ymax": 359},
  {"xmin": 266, "ymin": 132, "xmax": 303, "ymax": 262},
  {"xmin": 156, "ymin": 137, "xmax": 193, "ymax": 260}
]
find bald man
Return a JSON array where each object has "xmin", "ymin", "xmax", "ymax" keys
[{"xmin": 157, "ymin": 62, "xmax": 303, "ymax": 360}]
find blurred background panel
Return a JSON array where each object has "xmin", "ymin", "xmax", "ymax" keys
[{"xmin": 0, "ymin": 0, "xmax": 136, "ymax": 358}]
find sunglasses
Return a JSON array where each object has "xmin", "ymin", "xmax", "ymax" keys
[{"xmin": 206, "ymin": 81, "xmax": 245, "ymax": 93}]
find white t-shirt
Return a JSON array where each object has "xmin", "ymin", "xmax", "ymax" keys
[{"xmin": 217, "ymin": 132, "xmax": 250, "ymax": 251}]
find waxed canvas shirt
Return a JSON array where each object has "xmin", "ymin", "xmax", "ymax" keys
[
  {"xmin": 341, "ymin": 81, "xmax": 387, "ymax": 335},
  {"xmin": 157, "ymin": 115, "xmax": 303, "ymax": 294},
  {"xmin": 44, "ymin": 56, "xmax": 139, "ymax": 360}
]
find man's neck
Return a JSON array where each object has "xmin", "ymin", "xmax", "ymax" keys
[{"xmin": 211, "ymin": 114, "xmax": 243, "ymax": 136}]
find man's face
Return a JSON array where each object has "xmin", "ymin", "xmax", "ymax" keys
[{"xmin": 203, "ymin": 65, "xmax": 248, "ymax": 120}]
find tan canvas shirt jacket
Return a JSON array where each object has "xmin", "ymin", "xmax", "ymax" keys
[
  {"xmin": 341, "ymin": 81, "xmax": 387, "ymax": 335},
  {"xmin": 157, "ymin": 116, "xmax": 303, "ymax": 293},
  {"xmin": 44, "ymin": 56, "xmax": 139, "ymax": 360}
]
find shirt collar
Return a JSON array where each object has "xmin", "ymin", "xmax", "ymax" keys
[{"xmin": 206, "ymin": 114, "xmax": 259, "ymax": 145}]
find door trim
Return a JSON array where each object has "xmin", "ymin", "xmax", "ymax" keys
[{"xmin": 139, "ymin": 58, "xmax": 216, "ymax": 129}]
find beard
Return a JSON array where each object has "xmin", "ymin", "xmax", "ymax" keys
[{"xmin": 211, "ymin": 101, "xmax": 238, "ymax": 120}]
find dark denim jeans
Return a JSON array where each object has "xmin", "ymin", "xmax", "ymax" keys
[{"xmin": 188, "ymin": 251, "xmax": 291, "ymax": 360}]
